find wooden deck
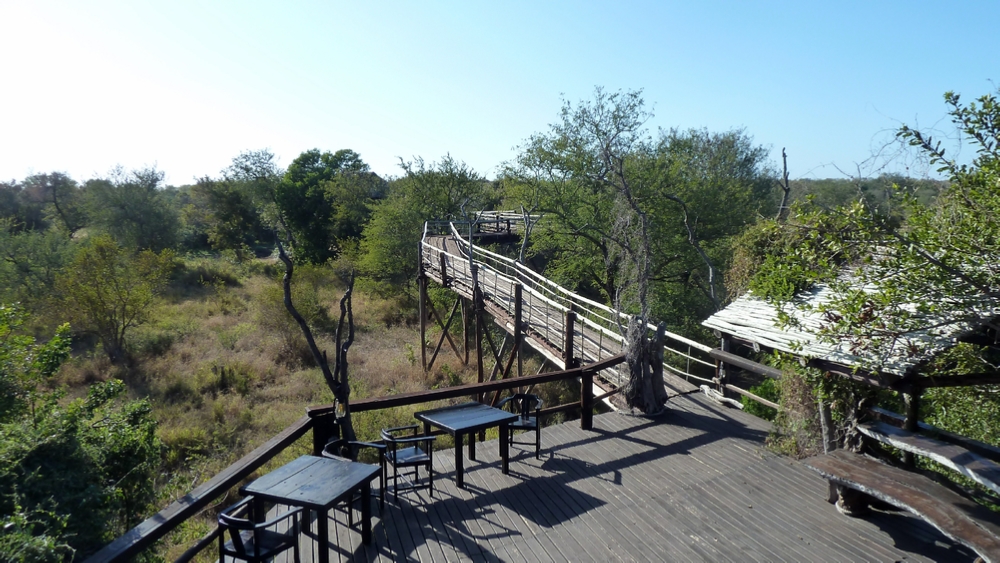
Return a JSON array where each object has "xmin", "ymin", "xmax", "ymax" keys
[{"xmin": 264, "ymin": 385, "xmax": 980, "ymax": 563}]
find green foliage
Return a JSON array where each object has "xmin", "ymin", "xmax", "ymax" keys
[
  {"xmin": 0, "ymin": 224, "xmax": 73, "ymax": 310},
  {"xmin": 59, "ymin": 236, "xmax": 176, "ymax": 362},
  {"xmin": 742, "ymin": 377, "xmax": 779, "ymax": 420},
  {"xmin": 276, "ymin": 148, "xmax": 379, "ymax": 263},
  {"xmin": 0, "ymin": 180, "xmax": 47, "ymax": 233},
  {"xmin": 746, "ymin": 87, "xmax": 1000, "ymax": 369},
  {"xmin": 22, "ymin": 172, "xmax": 87, "ymax": 236},
  {"xmin": 0, "ymin": 305, "xmax": 71, "ymax": 423},
  {"xmin": 360, "ymin": 155, "xmax": 489, "ymax": 283},
  {"xmin": 502, "ymin": 88, "xmax": 775, "ymax": 332},
  {"xmin": 0, "ymin": 499, "xmax": 73, "ymax": 563},
  {"xmin": 763, "ymin": 359, "xmax": 823, "ymax": 458},
  {"xmin": 0, "ymin": 308, "xmax": 160, "ymax": 560},
  {"xmin": 85, "ymin": 167, "xmax": 179, "ymax": 251},
  {"xmin": 190, "ymin": 177, "xmax": 269, "ymax": 259}
]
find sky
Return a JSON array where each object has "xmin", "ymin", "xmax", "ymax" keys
[{"xmin": 1, "ymin": 1, "xmax": 997, "ymax": 186}]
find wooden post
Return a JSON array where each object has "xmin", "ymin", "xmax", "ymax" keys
[
  {"xmin": 439, "ymin": 253, "xmax": 448, "ymax": 287},
  {"xmin": 474, "ymin": 286, "xmax": 484, "ymax": 404},
  {"xmin": 903, "ymin": 390, "xmax": 922, "ymax": 468},
  {"xmin": 818, "ymin": 395, "xmax": 839, "ymax": 503},
  {"xmin": 564, "ymin": 306, "xmax": 576, "ymax": 371},
  {"xmin": 462, "ymin": 298, "xmax": 470, "ymax": 365},
  {"xmin": 419, "ymin": 275, "xmax": 428, "ymax": 372},
  {"xmin": 581, "ymin": 368, "xmax": 593, "ymax": 431},
  {"xmin": 717, "ymin": 335, "xmax": 731, "ymax": 393},
  {"xmin": 513, "ymin": 284, "xmax": 523, "ymax": 379},
  {"xmin": 312, "ymin": 413, "xmax": 340, "ymax": 456}
]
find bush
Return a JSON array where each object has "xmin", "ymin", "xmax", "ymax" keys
[
  {"xmin": 0, "ymin": 307, "xmax": 160, "ymax": 560},
  {"xmin": 742, "ymin": 378, "xmax": 779, "ymax": 421}
]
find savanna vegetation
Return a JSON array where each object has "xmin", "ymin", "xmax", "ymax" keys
[{"xmin": 2, "ymin": 85, "xmax": 998, "ymax": 560}]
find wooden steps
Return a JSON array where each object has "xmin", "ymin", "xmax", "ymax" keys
[{"xmin": 804, "ymin": 449, "xmax": 1000, "ymax": 563}]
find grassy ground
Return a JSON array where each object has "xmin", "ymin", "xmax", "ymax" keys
[{"xmin": 50, "ymin": 253, "xmax": 571, "ymax": 561}]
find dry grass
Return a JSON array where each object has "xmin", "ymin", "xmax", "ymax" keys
[{"xmin": 51, "ymin": 254, "xmax": 509, "ymax": 561}]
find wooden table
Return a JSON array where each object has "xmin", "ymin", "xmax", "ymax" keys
[
  {"xmin": 241, "ymin": 455, "xmax": 380, "ymax": 563},
  {"xmin": 415, "ymin": 402, "xmax": 518, "ymax": 488}
]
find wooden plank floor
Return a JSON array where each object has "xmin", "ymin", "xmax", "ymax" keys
[{"xmin": 266, "ymin": 389, "xmax": 981, "ymax": 562}]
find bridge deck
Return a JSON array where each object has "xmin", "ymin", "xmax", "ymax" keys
[{"xmin": 263, "ymin": 381, "xmax": 975, "ymax": 562}]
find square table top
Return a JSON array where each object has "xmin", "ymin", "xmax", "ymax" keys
[
  {"xmin": 241, "ymin": 455, "xmax": 380, "ymax": 511},
  {"xmin": 415, "ymin": 402, "xmax": 518, "ymax": 434}
]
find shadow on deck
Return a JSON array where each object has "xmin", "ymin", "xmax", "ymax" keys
[{"xmin": 267, "ymin": 388, "xmax": 979, "ymax": 562}]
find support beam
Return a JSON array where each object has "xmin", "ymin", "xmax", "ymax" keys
[
  {"xmin": 425, "ymin": 297, "xmax": 464, "ymax": 371},
  {"xmin": 462, "ymin": 298, "xmax": 470, "ymax": 365},
  {"xmin": 514, "ymin": 284, "xmax": 523, "ymax": 379},
  {"xmin": 419, "ymin": 275, "xmax": 428, "ymax": 372}
]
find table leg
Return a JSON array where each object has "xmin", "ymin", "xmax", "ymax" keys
[
  {"xmin": 361, "ymin": 482, "xmax": 372, "ymax": 545},
  {"xmin": 455, "ymin": 433, "xmax": 464, "ymax": 488},
  {"xmin": 317, "ymin": 508, "xmax": 330, "ymax": 563},
  {"xmin": 469, "ymin": 430, "xmax": 476, "ymax": 461},
  {"xmin": 500, "ymin": 423, "xmax": 510, "ymax": 475}
]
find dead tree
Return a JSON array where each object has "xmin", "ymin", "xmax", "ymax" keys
[
  {"xmin": 776, "ymin": 148, "xmax": 791, "ymax": 222},
  {"xmin": 276, "ymin": 238, "xmax": 358, "ymax": 442}
]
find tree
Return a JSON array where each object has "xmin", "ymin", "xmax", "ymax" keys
[
  {"xmin": 58, "ymin": 236, "xmax": 175, "ymax": 362},
  {"xmin": 191, "ymin": 176, "xmax": 269, "ymax": 259},
  {"xmin": 22, "ymin": 172, "xmax": 86, "ymax": 235},
  {"xmin": 504, "ymin": 90, "xmax": 775, "ymax": 331},
  {"xmin": 85, "ymin": 166, "xmax": 179, "ymax": 251},
  {"xmin": 360, "ymin": 155, "xmax": 490, "ymax": 283},
  {"xmin": 0, "ymin": 180, "xmax": 46, "ymax": 232},
  {"xmin": 0, "ymin": 223, "xmax": 73, "ymax": 310},
  {"xmin": 276, "ymin": 149, "xmax": 375, "ymax": 263}
]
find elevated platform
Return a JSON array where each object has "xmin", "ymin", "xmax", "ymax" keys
[{"xmin": 263, "ymin": 384, "xmax": 978, "ymax": 562}]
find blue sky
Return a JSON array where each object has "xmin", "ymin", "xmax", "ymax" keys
[{"xmin": 1, "ymin": 1, "xmax": 996, "ymax": 185}]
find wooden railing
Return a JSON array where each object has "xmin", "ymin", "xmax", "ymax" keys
[
  {"xmin": 422, "ymin": 219, "xmax": 802, "ymax": 413},
  {"xmin": 86, "ymin": 354, "xmax": 624, "ymax": 563}
]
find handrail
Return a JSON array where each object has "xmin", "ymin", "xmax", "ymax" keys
[
  {"xmin": 309, "ymin": 354, "xmax": 626, "ymax": 416},
  {"xmin": 85, "ymin": 415, "xmax": 313, "ymax": 563}
]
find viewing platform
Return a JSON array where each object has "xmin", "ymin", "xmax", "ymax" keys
[{"xmin": 263, "ymin": 381, "xmax": 976, "ymax": 562}]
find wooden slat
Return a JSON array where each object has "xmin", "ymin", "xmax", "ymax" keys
[
  {"xmin": 870, "ymin": 406, "xmax": 1000, "ymax": 464},
  {"xmin": 804, "ymin": 449, "xmax": 1000, "ymax": 563},
  {"xmin": 859, "ymin": 421, "xmax": 1000, "ymax": 496}
]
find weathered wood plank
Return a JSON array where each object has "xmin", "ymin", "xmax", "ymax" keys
[
  {"xmin": 804, "ymin": 449, "xmax": 1000, "ymax": 563},
  {"xmin": 859, "ymin": 421, "xmax": 1000, "ymax": 496}
]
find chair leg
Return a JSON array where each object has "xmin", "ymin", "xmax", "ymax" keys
[
  {"xmin": 293, "ymin": 513, "xmax": 301, "ymax": 563},
  {"xmin": 379, "ymin": 461, "xmax": 386, "ymax": 510},
  {"xmin": 536, "ymin": 428, "xmax": 540, "ymax": 459}
]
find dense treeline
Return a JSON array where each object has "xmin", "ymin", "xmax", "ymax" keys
[{"xmin": 5, "ymin": 85, "xmax": 993, "ymax": 560}]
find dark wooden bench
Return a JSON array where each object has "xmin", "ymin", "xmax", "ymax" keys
[{"xmin": 804, "ymin": 449, "xmax": 1000, "ymax": 563}]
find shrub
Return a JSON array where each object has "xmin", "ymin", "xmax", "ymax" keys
[{"xmin": 742, "ymin": 378, "xmax": 779, "ymax": 421}]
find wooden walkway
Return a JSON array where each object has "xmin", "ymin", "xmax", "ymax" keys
[{"xmin": 267, "ymin": 379, "xmax": 979, "ymax": 563}]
